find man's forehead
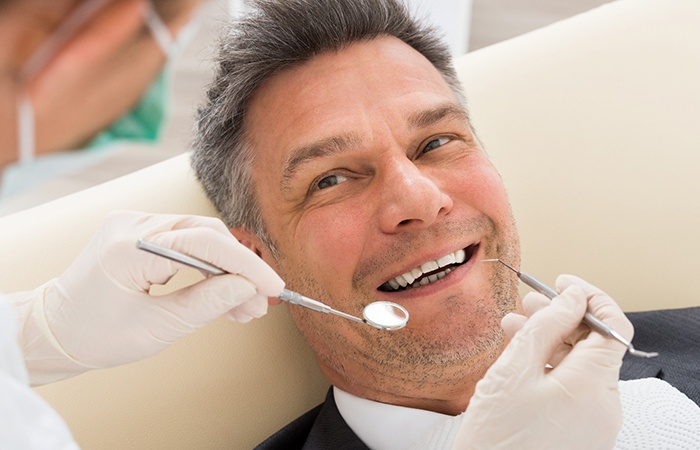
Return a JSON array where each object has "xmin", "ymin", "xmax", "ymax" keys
[
  {"xmin": 245, "ymin": 35, "xmax": 450, "ymax": 118},
  {"xmin": 244, "ymin": 36, "xmax": 463, "ymax": 174}
]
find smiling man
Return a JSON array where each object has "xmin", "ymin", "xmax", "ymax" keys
[
  {"xmin": 239, "ymin": 34, "xmax": 522, "ymax": 416},
  {"xmin": 194, "ymin": 0, "xmax": 521, "ymax": 417},
  {"xmin": 190, "ymin": 0, "xmax": 699, "ymax": 448}
]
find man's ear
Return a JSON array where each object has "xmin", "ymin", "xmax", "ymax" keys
[
  {"xmin": 230, "ymin": 227, "xmax": 265, "ymax": 258},
  {"xmin": 230, "ymin": 227, "xmax": 283, "ymax": 306}
]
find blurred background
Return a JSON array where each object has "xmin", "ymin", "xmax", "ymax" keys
[{"xmin": 0, "ymin": 0, "xmax": 612, "ymax": 216}]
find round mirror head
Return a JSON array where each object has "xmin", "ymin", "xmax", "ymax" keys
[{"xmin": 362, "ymin": 301, "xmax": 409, "ymax": 330}]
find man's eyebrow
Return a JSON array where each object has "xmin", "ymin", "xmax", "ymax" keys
[
  {"xmin": 281, "ymin": 133, "xmax": 361, "ymax": 192},
  {"xmin": 279, "ymin": 104, "xmax": 469, "ymax": 192},
  {"xmin": 407, "ymin": 103, "xmax": 470, "ymax": 130}
]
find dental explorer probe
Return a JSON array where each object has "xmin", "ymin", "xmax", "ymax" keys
[
  {"xmin": 482, "ymin": 259, "xmax": 658, "ymax": 358},
  {"xmin": 136, "ymin": 239, "xmax": 409, "ymax": 331}
]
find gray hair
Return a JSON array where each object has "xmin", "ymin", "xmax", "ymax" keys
[{"xmin": 190, "ymin": 0, "xmax": 466, "ymax": 254}]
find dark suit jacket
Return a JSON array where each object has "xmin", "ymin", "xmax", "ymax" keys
[
  {"xmin": 255, "ymin": 307, "xmax": 700, "ymax": 450},
  {"xmin": 618, "ymin": 307, "xmax": 700, "ymax": 403}
]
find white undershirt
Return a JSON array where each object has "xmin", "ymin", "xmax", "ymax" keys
[
  {"xmin": 334, "ymin": 386, "xmax": 463, "ymax": 450},
  {"xmin": 334, "ymin": 379, "xmax": 700, "ymax": 450}
]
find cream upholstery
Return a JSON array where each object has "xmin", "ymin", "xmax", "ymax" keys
[
  {"xmin": 458, "ymin": 0, "xmax": 700, "ymax": 312},
  {"xmin": 0, "ymin": 0, "xmax": 698, "ymax": 448}
]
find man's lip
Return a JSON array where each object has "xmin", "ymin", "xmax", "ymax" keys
[{"xmin": 376, "ymin": 242, "xmax": 480, "ymax": 292}]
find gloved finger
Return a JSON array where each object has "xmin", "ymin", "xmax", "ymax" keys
[
  {"xmin": 151, "ymin": 213, "xmax": 233, "ymax": 236},
  {"xmin": 100, "ymin": 211, "xmax": 233, "ymax": 256},
  {"xmin": 516, "ymin": 290, "xmax": 587, "ymax": 367},
  {"xmin": 148, "ymin": 227, "xmax": 285, "ymax": 297},
  {"xmin": 520, "ymin": 286, "xmax": 600, "ymax": 345},
  {"xmin": 547, "ymin": 323, "xmax": 590, "ymax": 367},
  {"xmin": 522, "ymin": 291, "xmax": 588, "ymax": 368},
  {"xmin": 138, "ymin": 226, "xmax": 237, "ymax": 282},
  {"xmin": 555, "ymin": 273, "xmax": 604, "ymax": 296},
  {"xmin": 546, "ymin": 344, "xmax": 573, "ymax": 368},
  {"xmin": 157, "ymin": 274, "xmax": 261, "ymax": 327},
  {"xmin": 524, "ymin": 287, "xmax": 590, "ymax": 345},
  {"xmin": 224, "ymin": 293, "xmax": 268, "ymax": 323},
  {"xmin": 501, "ymin": 312, "xmax": 527, "ymax": 338},
  {"xmin": 556, "ymin": 274, "xmax": 633, "ymax": 343},
  {"xmin": 522, "ymin": 291, "xmax": 551, "ymax": 317},
  {"xmin": 94, "ymin": 212, "xmax": 236, "ymax": 291},
  {"xmin": 126, "ymin": 211, "xmax": 232, "ymax": 238},
  {"xmin": 549, "ymin": 280, "xmax": 629, "ymax": 389},
  {"xmin": 502, "ymin": 312, "xmax": 570, "ymax": 367},
  {"xmin": 511, "ymin": 284, "xmax": 588, "ymax": 368},
  {"xmin": 485, "ymin": 286, "xmax": 589, "ymax": 385},
  {"xmin": 561, "ymin": 323, "xmax": 591, "ymax": 347}
]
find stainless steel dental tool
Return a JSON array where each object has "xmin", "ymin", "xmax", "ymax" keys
[
  {"xmin": 482, "ymin": 259, "xmax": 658, "ymax": 358},
  {"xmin": 136, "ymin": 239, "xmax": 409, "ymax": 330}
]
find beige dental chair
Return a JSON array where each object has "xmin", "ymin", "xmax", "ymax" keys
[{"xmin": 0, "ymin": 0, "xmax": 698, "ymax": 448}]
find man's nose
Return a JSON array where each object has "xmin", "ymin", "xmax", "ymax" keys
[{"xmin": 376, "ymin": 158, "xmax": 453, "ymax": 233}]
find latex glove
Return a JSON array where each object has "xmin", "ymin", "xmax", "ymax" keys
[
  {"xmin": 9, "ymin": 211, "xmax": 284, "ymax": 386},
  {"xmin": 452, "ymin": 275, "xmax": 633, "ymax": 450}
]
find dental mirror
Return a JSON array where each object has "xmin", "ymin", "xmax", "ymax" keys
[
  {"xmin": 136, "ymin": 239, "xmax": 409, "ymax": 331},
  {"xmin": 362, "ymin": 301, "xmax": 409, "ymax": 330}
]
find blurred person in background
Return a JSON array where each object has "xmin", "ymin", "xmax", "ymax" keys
[{"xmin": 0, "ymin": 0, "xmax": 202, "ymax": 198}]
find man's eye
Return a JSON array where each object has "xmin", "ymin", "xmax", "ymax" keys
[
  {"xmin": 316, "ymin": 174, "xmax": 348, "ymax": 190},
  {"xmin": 423, "ymin": 136, "xmax": 451, "ymax": 153}
]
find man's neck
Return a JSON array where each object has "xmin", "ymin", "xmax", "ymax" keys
[{"xmin": 319, "ymin": 341, "xmax": 507, "ymax": 416}]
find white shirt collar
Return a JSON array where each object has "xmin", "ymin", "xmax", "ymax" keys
[{"xmin": 333, "ymin": 386, "xmax": 458, "ymax": 450}]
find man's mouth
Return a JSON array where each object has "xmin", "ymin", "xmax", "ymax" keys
[{"xmin": 378, "ymin": 244, "xmax": 479, "ymax": 292}]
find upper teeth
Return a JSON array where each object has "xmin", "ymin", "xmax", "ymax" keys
[{"xmin": 383, "ymin": 248, "xmax": 467, "ymax": 291}]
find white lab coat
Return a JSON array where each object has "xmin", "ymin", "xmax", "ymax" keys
[{"xmin": 0, "ymin": 296, "xmax": 80, "ymax": 449}]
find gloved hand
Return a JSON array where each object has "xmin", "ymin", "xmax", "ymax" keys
[
  {"xmin": 451, "ymin": 275, "xmax": 633, "ymax": 450},
  {"xmin": 9, "ymin": 211, "xmax": 284, "ymax": 386}
]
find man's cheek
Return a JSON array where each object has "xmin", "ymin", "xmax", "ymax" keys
[
  {"xmin": 299, "ymin": 208, "xmax": 367, "ymax": 275},
  {"xmin": 453, "ymin": 168, "xmax": 509, "ymax": 215}
]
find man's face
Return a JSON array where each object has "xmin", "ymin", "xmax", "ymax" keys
[{"xmin": 239, "ymin": 36, "xmax": 521, "ymax": 412}]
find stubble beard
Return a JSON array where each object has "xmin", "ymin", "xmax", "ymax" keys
[
  {"xmin": 347, "ymin": 257, "xmax": 519, "ymax": 394},
  {"xmin": 271, "ymin": 214, "xmax": 520, "ymax": 398}
]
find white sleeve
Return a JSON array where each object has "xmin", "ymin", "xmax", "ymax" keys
[{"xmin": 0, "ymin": 296, "xmax": 80, "ymax": 450}]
